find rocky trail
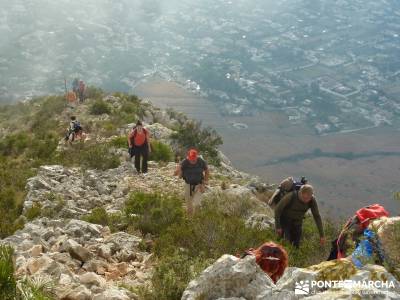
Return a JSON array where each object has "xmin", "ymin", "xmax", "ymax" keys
[{"xmin": 1, "ymin": 95, "xmax": 399, "ymax": 299}]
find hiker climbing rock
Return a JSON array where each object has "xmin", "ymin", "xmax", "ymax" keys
[
  {"xmin": 240, "ymin": 241, "xmax": 288, "ymax": 283},
  {"xmin": 328, "ymin": 204, "xmax": 389, "ymax": 267},
  {"xmin": 128, "ymin": 120, "xmax": 151, "ymax": 174},
  {"xmin": 274, "ymin": 184, "xmax": 325, "ymax": 248},
  {"xmin": 78, "ymin": 80, "xmax": 86, "ymax": 102},
  {"xmin": 65, "ymin": 116, "xmax": 83, "ymax": 143},
  {"xmin": 175, "ymin": 149, "xmax": 209, "ymax": 215}
]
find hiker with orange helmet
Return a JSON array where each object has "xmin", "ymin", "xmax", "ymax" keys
[{"xmin": 175, "ymin": 149, "xmax": 209, "ymax": 215}]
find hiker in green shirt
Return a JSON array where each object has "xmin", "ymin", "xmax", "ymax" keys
[{"xmin": 274, "ymin": 184, "xmax": 325, "ymax": 248}]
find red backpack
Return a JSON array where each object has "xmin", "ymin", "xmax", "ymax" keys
[
  {"xmin": 336, "ymin": 204, "xmax": 389, "ymax": 259},
  {"xmin": 355, "ymin": 204, "xmax": 389, "ymax": 230}
]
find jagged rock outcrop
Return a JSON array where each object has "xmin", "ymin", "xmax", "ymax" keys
[
  {"xmin": 182, "ymin": 255, "xmax": 275, "ymax": 300},
  {"xmin": 23, "ymin": 161, "xmax": 188, "ymax": 218},
  {"xmin": 370, "ymin": 217, "xmax": 400, "ymax": 273},
  {"xmin": 146, "ymin": 122, "xmax": 175, "ymax": 143},
  {"xmin": 182, "ymin": 254, "xmax": 400, "ymax": 299},
  {"xmin": 1, "ymin": 218, "xmax": 151, "ymax": 299}
]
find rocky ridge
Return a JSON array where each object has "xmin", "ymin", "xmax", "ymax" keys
[{"xmin": 1, "ymin": 94, "xmax": 399, "ymax": 299}]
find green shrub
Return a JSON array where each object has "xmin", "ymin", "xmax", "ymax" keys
[
  {"xmin": 30, "ymin": 96, "xmax": 65, "ymax": 135},
  {"xmin": 120, "ymin": 101, "xmax": 138, "ymax": 115},
  {"xmin": 41, "ymin": 193, "xmax": 66, "ymax": 218},
  {"xmin": 27, "ymin": 132, "xmax": 59, "ymax": 162},
  {"xmin": 110, "ymin": 136, "xmax": 128, "ymax": 149},
  {"xmin": 85, "ymin": 86, "xmax": 104, "ymax": 100},
  {"xmin": 155, "ymin": 208, "xmax": 274, "ymax": 259},
  {"xmin": 0, "ymin": 186, "xmax": 25, "ymax": 238},
  {"xmin": 89, "ymin": 99, "xmax": 112, "ymax": 115},
  {"xmin": 57, "ymin": 142, "xmax": 120, "ymax": 170},
  {"xmin": 25, "ymin": 203, "xmax": 42, "ymax": 221},
  {"xmin": 80, "ymin": 144, "xmax": 120, "ymax": 170},
  {"xmin": 82, "ymin": 207, "xmax": 127, "ymax": 233},
  {"xmin": 0, "ymin": 245, "xmax": 54, "ymax": 300},
  {"xmin": 125, "ymin": 192, "xmax": 184, "ymax": 236},
  {"xmin": 171, "ymin": 120, "xmax": 222, "ymax": 165},
  {"xmin": 17, "ymin": 276, "xmax": 55, "ymax": 300},
  {"xmin": 142, "ymin": 251, "xmax": 211, "ymax": 300},
  {"xmin": 0, "ymin": 133, "xmax": 30, "ymax": 156},
  {"xmin": 99, "ymin": 121, "xmax": 118, "ymax": 137},
  {"xmin": 0, "ymin": 245, "xmax": 16, "ymax": 300},
  {"xmin": 82, "ymin": 207, "xmax": 109, "ymax": 226},
  {"xmin": 200, "ymin": 191, "xmax": 269, "ymax": 219},
  {"xmin": 150, "ymin": 141, "xmax": 174, "ymax": 162}
]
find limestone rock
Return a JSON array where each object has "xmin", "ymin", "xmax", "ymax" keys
[
  {"xmin": 182, "ymin": 255, "xmax": 274, "ymax": 300},
  {"xmin": 93, "ymin": 287, "xmax": 132, "ymax": 300},
  {"xmin": 371, "ymin": 217, "xmax": 400, "ymax": 268},
  {"xmin": 79, "ymin": 272, "xmax": 106, "ymax": 287},
  {"xmin": 61, "ymin": 285, "xmax": 92, "ymax": 300},
  {"xmin": 245, "ymin": 213, "xmax": 274, "ymax": 230}
]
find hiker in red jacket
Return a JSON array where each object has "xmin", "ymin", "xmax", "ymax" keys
[{"xmin": 128, "ymin": 121, "xmax": 151, "ymax": 174}]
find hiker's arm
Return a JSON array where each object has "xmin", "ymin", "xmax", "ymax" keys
[
  {"xmin": 175, "ymin": 164, "xmax": 182, "ymax": 177},
  {"xmin": 311, "ymin": 199, "xmax": 325, "ymax": 237},
  {"xmin": 146, "ymin": 131, "xmax": 151, "ymax": 152},
  {"xmin": 274, "ymin": 194, "xmax": 292, "ymax": 230},
  {"xmin": 128, "ymin": 131, "xmax": 133, "ymax": 148},
  {"xmin": 204, "ymin": 167, "xmax": 210, "ymax": 184}
]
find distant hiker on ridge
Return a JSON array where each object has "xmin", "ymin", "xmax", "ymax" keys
[
  {"xmin": 175, "ymin": 149, "xmax": 209, "ymax": 215},
  {"xmin": 66, "ymin": 90, "xmax": 77, "ymax": 107},
  {"xmin": 128, "ymin": 120, "xmax": 151, "ymax": 174},
  {"xmin": 78, "ymin": 80, "xmax": 86, "ymax": 103},
  {"xmin": 72, "ymin": 78, "xmax": 79, "ymax": 96},
  {"xmin": 65, "ymin": 116, "xmax": 83, "ymax": 143},
  {"xmin": 274, "ymin": 184, "xmax": 325, "ymax": 248}
]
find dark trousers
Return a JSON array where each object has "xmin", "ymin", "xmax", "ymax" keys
[
  {"xmin": 134, "ymin": 144, "xmax": 149, "ymax": 173},
  {"xmin": 281, "ymin": 217, "xmax": 303, "ymax": 248},
  {"xmin": 78, "ymin": 91, "xmax": 84, "ymax": 102}
]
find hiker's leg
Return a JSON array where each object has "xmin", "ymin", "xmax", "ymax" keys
[
  {"xmin": 192, "ymin": 185, "xmax": 203, "ymax": 213},
  {"xmin": 327, "ymin": 239, "xmax": 339, "ymax": 260},
  {"xmin": 184, "ymin": 184, "xmax": 194, "ymax": 215},
  {"xmin": 134, "ymin": 149, "xmax": 141, "ymax": 173},
  {"xmin": 291, "ymin": 222, "xmax": 303, "ymax": 248},
  {"xmin": 142, "ymin": 147, "xmax": 149, "ymax": 173},
  {"xmin": 280, "ymin": 217, "xmax": 292, "ymax": 242}
]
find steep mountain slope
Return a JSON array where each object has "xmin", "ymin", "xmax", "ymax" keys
[{"xmin": 0, "ymin": 91, "xmax": 399, "ymax": 299}]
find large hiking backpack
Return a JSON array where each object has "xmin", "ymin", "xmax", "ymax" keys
[
  {"xmin": 72, "ymin": 121, "xmax": 82, "ymax": 133},
  {"xmin": 332, "ymin": 204, "xmax": 389, "ymax": 259},
  {"xmin": 268, "ymin": 176, "xmax": 308, "ymax": 207},
  {"xmin": 181, "ymin": 157, "xmax": 207, "ymax": 185}
]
